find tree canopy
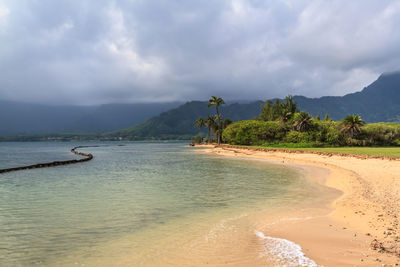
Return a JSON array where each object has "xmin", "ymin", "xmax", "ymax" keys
[
  {"xmin": 341, "ymin": 114, "xmax": 365, "ymax": 138},
  {"xmin": 259, "ymin": 95, "xmax": 299, "ymax": 122}
]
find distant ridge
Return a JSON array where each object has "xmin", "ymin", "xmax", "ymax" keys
[
  {"xmin": 111, "ymin": 72, "xmax": 400, "ymax": 138},
  {"xmin": 0, "ymin": 101, "xmax": 181, "ymax": 135},
  {"xmin": 294, "ymin": 71, "xmax": 400, "ymax": 122},
  {"xmin": 110, "ymin": 101, "xmax": 265, "ymax": 138}
]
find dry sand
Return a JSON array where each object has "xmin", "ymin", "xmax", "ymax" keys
[{"xmin": 195, "ymin": 144, "xmax": 400, "ymax": 266}]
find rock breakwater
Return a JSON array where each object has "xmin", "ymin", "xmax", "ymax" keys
[{"xmin": 0, "ymin": 145, "xmax": 96, "ymax": 174}]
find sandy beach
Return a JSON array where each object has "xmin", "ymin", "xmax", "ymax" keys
[{"xmin": 195, "ymin": 144, "xmax": 400, "ymax": 266}]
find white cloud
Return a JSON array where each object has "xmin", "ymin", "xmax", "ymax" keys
[
  {"xmin": 0, "ymin": 2, "xmax": 9, "ymax": 31},
  {"xmin": 0, "ymin": 7, "xmax": 8, "ymax": 17},
  {"xmin": 104, "ymin": 5, "xmax": 167, "ymax": 79},
  {"xmin": 331, "ymin": 68, "xmax": 378, "ymax": 95}
]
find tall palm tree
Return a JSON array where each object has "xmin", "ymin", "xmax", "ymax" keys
[
  {"xmin": 213, "ymin": 114, "xmax": 223, "ymax": 144},
  {"xmin": 208, "ymin": 96, "xmax": 225, "ymax": 144},
  {"xmin": 204, "ymin": 115, "xmax": 215, "ymax": 143},
  {"xmin": 208, "ymin": 96, "xmax": 225, "ymax": 117},
  {"xmin": 194, "ymin": 117, "xmax": 205, "ymax": 143},
  {"xmin": 210, "ymin": 119, "xmax": 219, "ymax": 142},
  {"xmin": 341, "ymin": 114, "xmax": 365, "ymax": 138},
  {"xmin": 293, "ymin": 112, "xmax": 313, "ymax": 132}
]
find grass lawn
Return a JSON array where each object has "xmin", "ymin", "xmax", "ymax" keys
[{"xmin": 249, "ymin": 146, "xmax": 400, "ymax": 159}]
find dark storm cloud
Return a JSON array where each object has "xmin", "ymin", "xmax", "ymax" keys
[{"xmin": 0, "ymin": 0, "xmax": 399, "ymax": 104}]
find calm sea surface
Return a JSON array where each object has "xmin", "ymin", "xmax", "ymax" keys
[{"xmin": 0, "ymin": 141, "xmax": 330, "ymax": 266}]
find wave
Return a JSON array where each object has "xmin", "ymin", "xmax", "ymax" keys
[{"xmin": 255, "ymin": 230, "xmax": 319, "ymax": 267}]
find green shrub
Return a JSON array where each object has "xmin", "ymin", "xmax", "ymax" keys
[
  {"xmin": 346, "ymin": 138, "xmax": 363, "ymax": 146},
  {"xmin": 191, "ymin": 136, "xmax": 203, "ymax": 144},
  {"xmin": 362, "ymin": 123, "xmax": 400, "ymax": 146},
  {"xmin": 223, "ymin": 120, "xmax": 287, "ymax": 145},
  {"xmin": 313, "ymin": 120, "xmax": 345, "ymax": 145},
  {"xmin": 284, "ymin": 120, "xmax": 345, "ymax": 145},
  {"xmin": 223, "ymin": 119, "xmax": 400, "ymax": 147},
  {"xmin": 284, "ymin": 131, "xmax": 312, "ymax": 143}
]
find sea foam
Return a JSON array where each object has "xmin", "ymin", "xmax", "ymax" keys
[{"xmin": 255, "ymin": 230, "xmax": 319, "ymax": 267}]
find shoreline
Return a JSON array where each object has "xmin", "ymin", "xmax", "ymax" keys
[
  {"xmin": 218, "ymin": 144, "xmax": 400, "ymax": 161},
  {"xmin": 194, "ymin": 144, "xmax": 400, "ymax": 266}
]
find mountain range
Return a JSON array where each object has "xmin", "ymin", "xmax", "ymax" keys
[
  {"xmin": 110, "ymin": 101, "xmax": 265, "ymax": 139},
  {"xmin": 294, "ymin": 72, "xmax": 400, "ymax": 122},
  {"xmin": 111, "ymin": 72, "xmax": 400, "ymax": 139},
  {"xmin": 0, "ymin": 72, "xmax": 399, "ymax": 138}
]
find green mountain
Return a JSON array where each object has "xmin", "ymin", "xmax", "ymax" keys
[
  {"xmin": 111, "ymin": 101, "xmax": 264, "ymax": 139},
  {"xmin": 294, "ymin": 72, "xmax": 400, "ymax": 122},
  {"xmin": 111, "ymin": 72, "xmax": 400, "ymax": 139}
]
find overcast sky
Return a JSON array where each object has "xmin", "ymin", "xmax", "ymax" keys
[{"xmin": 0, "ymin": 0, "xmax": 399, "ymax": 105}]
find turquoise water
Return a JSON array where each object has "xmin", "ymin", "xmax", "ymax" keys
[{"xmin": 0, "ymin": 141, "xmax": 326, "ymax": 266}]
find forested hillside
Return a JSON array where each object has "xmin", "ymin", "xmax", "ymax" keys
[{"xmin": 111, "ymin": 72, "xmax": 400, "ymax": 139}]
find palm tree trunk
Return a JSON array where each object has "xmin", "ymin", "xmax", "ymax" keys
[
  {"xmin": 207, "ymin": 127, "xmax": 211, "ymax": 143},
  {"xmin": 216, "ymin": 106, "xmax": 221, "ymax": 145}
]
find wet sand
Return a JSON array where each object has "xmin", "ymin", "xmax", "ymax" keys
[{"xmin": 195, "ymin": 144, "xmax": 400, "ymax": 266}]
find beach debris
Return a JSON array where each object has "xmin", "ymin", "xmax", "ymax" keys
[
  {"xmin": 371, "ymin": 239, "xmax": 386, "ymax": 252},
  {"xmin": 370, "ymin": 239, "xmax": 400, "ymax": 257}
]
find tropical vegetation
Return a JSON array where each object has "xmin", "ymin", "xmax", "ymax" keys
[
  {"xmin": 219, "ymin": 95, "xmax": 400, "ymax": 147},
  {"xmin": 193, "ymin": 96, "xmax": 233, "ymax": 144},
  {"xmin": 208, "ymin": 96, "xmax": 226, "ymax": 144}
]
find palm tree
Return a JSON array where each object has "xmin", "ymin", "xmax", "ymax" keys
[
  {"xmin": 210, "ymin": 119, "xmax": 219, "ymax": 143},
  {"xmin": 324, "ymin": 114, "xmax": 330, "ymax": 121},
  {"xmin": 282, "ymin": 95, "xmax": 298, "ymax": 121},
  {"xmin": 208, "ymin": 96, "xmax": 225, "ymax": 115},
  {"xmin": 195, "ymin": 117, "xmax": 205, "ymax": 129},
  {"xmin": 208, "ymin": 96, "xmax": 225, "ymax": 144},
  {"xmin": 341, "ymin": 114, "xmax": 365, "ymax": 138},
  {"xmin": 204, "ymin": 115, "xmax": 215, "ymax": 143},
  {"xmin": 279, "ymin": 111, "xmax": 293, "ymax": 123},
  {"xmin": 194, "ymin": 117, "xmax": 205, "ymax": 143},
  {"xmin": 213, "ymin": 114, "xmax": 223, "ymax": 144},
  {"xmin": 293, "ymin": 112, "xmax": 313, "ymax": 132}
]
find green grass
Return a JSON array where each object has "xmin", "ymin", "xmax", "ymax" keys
[{"xmin": 245, "ymin": 145, "xmax": 400, "ymax": 159}]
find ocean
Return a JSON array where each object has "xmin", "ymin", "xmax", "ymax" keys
[{"xmin": 0, "ymin": 141, "xmax": 331, "ymax": 266}]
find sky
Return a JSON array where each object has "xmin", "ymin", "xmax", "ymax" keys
[{"xmin": 0, "ymin": 0, "xmax": 399, "ymax": 105}]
